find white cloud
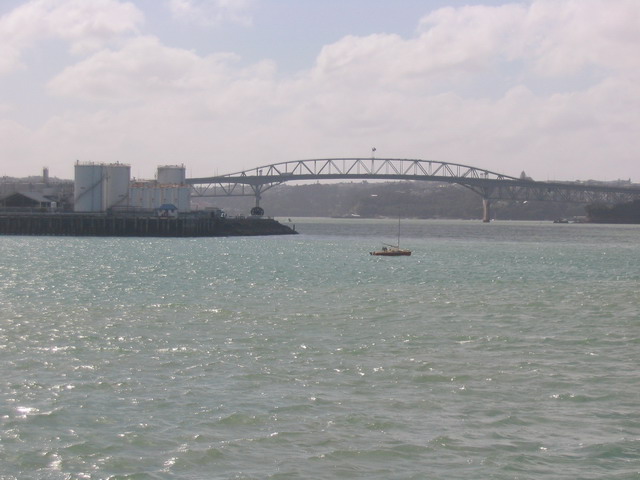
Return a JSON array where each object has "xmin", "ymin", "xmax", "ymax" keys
[
  {"xmin": 47, "ymin": 34, "xmax": 279, "ymax": 117},
  {"xmin": 523, "ymin": 0, "xmax": 640, "ymax": 76},
  {"xmin": 285, "ymin": 0, "xmax": 640, "ymax": 179},
  {"xmin": 1, "ymin": 0, "xmax": 639, "ymax": 181},
  {"xmin": 417, "ymin": 4, "xmax": 526, "ymax": 70},
  {"xmin": 0, "ymin": 0, "xmax": 143, "ymax": 75},
  {"xmin": 48, "ymin": 36, "xmax": 236, "ymax": 101},
  {"xmin": 0, "ymin": 44, "xmax": 23, "ymax": 76},
  {"xmin": 168, "ymin": 0, "xmax": 253, "ymax": 27},
  {"xmin": 0, "ymin": 118, "xmax": 33, "ymax": 162},
  {"xmin": 309, "ymin": 4, "xmax": 522, "ymax": 93}
]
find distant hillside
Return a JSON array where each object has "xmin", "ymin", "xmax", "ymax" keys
[
  {"xmin": 586, "ymin": 200, "xmax": 640, "ymax": 223},
  {"xmin": 204, "ymin": 181, "xmax": 586, "ymax": 221}
]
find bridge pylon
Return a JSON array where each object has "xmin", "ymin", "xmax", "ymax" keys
[
  {"xmin": 249, "ymin": 189, "xmax": 264, "ymax": 217},
  {"xmin": 482, "ymin": 198, "xmax": 491, "ymax": 223}
]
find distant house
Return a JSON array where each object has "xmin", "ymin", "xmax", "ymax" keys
[{"xmin": 0, "ymin": 191, "xmax": 55, "ymax": 209}]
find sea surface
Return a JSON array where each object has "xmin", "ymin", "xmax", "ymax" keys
[{"xmin": 1, "ymin": 218, "xmax": 639, "ymax": 479}]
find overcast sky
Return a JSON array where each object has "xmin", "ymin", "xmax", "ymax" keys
[{"xmin": 1, "ymin": 0, "xmax": 638, "ymax": 181}]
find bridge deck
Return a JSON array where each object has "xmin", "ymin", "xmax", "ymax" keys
[{"xmin": 186, "ymin": 158, "xmax": 640, "ymax": 206}]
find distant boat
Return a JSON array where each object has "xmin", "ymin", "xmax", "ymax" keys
[
  {"xmin": 369, "ymin": 244, "xmax": 412, "ymax": 256},
  {"xmin": 370, "ymin": 218, "xmax": 412, "ymax": 256}
]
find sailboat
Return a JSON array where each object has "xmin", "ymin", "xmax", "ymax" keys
[{"xmin": 370, "ymin": 218, "xmax": 412, "ymax": 256}]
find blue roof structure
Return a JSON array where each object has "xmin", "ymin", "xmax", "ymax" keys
[{"xmin": 158, "ymin": 203, "xmax": 177, "ymax": 211}]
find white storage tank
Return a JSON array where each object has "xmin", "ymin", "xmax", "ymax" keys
[
  {"xmin": 103, "ymin": 164, "xmax": 130, "ymax": 210},
  {"xmin": 157, "ymin": 165, "xmax": 186, "ymax": 185},
  {"xmin": 74, "ymin": 163, "xmax": 105, "ymax": 212},
  {"xmin": 129, "ymin": 182, "xmax": 151, "ymax": 210},
  {"xmin": 74, "ymin": 163, "xmax": 131, "ymax": 212},
  {"xmin": 159, "ymin": 186, "xmax": 191, "ymax": 212},
  {"xmin": 129, "ymin": 185, "xmax": 191, "ymax": 212},
  {"xmin": 143, "ymin": 186, "xmax": 156, "ymax": 210},
  {"xmin": 176, "ymin": 186, "xmax": 190, "ymax": 212}
]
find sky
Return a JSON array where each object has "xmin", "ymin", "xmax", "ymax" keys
[{"xmin": 0, "ymin": 0, "xmax": 639, "ymax": 182}]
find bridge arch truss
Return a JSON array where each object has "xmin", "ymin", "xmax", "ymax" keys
[{"xmin": 186, "ymin": 158, "xmax": 640, "ymax": 220}]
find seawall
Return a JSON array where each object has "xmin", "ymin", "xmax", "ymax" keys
[{"xmin": 0, "ymin": 212, "xmax": 297, "ymax": 237}]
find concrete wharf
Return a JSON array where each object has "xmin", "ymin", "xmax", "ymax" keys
[{"xmin": 0, "ymin": 212, "xmax": 296, "ymax": 237}]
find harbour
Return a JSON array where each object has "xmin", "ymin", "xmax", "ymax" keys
[
  {"xmin": 1, "ymin": 1, "xmax": 638, "ymax": 477},
  {"xmin": 1, "ymin": 218, "xmax": 638, "ymax": 479}
]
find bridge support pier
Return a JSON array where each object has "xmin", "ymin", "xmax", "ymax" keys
[
  {"xmin": 482, "ymin": 198, "xmax": 491, "ymax": 223},
  {"xmin": 250, "ymin": 192, "xmax": 265, "ymax": 217}
]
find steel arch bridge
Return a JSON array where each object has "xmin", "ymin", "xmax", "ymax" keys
[{"xmin": 186, "ymin": 158, "xmax": 640, "ymax": 221}]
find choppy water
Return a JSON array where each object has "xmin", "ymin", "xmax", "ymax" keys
[{"xmin": 1, "ymin": 219, "xmax": 639, "ymax": 479}]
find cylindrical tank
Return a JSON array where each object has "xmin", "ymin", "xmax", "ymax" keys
[
  {"xmin": 74, "ymin": 163, "xmax": 104, "ymax": 212},
  {"xmin": 129, "ymin": 184, "xmax": 152, "ymax": 210},
  {"xmin": 145, "ymin": 187, "xmax": 156, "ymax": 209},
  {"xmin": 129, "ymin": 185, "xmax": 143, "ymax": 209},
  {"xmin": 103, "ymin": 164, "xmax": 130, "ymax": 210},
  {"xmin": 176, "ymin": 186, "xmax": 190, "ymax": 212},
  {"xmin": 127, "ymin": 184, "xmax": 191, "ymax": 212},
  {"xmin": 157, "ymin": 165, "xmax": 186, "ymax": 185},
  {"xmin": 158, "ymin": 186, "xmax": 191, "ymax": 212},
  {"xmin": 158, "ymin": 187, "xmax": 172, "ymax": 206}
]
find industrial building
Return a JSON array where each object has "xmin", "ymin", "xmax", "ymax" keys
[
  {"xmin": 0, "ymin": 162, "xmax": 296, "ymax": 237},
  {"xmin": 73, "ymin": 163, "xmax": 191, "ymax": 213},
  {"xmin": 2, "ymin": 163, "xmax": 192, "ymax": 214},
  {"xmin": 0, "ymin": 167, "xmax": 73, "ymax": 210}
]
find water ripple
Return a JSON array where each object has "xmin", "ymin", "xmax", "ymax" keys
[{"xmin": 1, "ymin": 223, "xmax": 639, "ymax": 479}]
